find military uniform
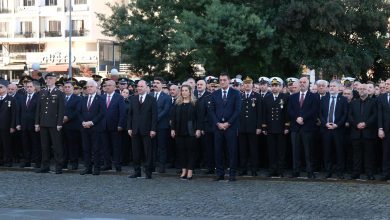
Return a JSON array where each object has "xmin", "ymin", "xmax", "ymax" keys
[
  {"xmin": 35, "ymin": 86, "xmax": 65, "ymax": 173},
  {"xmin": 0, "ymin": 94, "xmax": 17, "ymax": 166},
  {"xmin": 238, "ymin": 91, "xmax": 262, "ymax": 176},
  {"xmin": 262, "ymin": 79, "xmax": 290, "ymax": 177}
]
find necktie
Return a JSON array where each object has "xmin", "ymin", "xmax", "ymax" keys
[
  {"xmin": 261, "ymin": 93, "xmax": 264, "ymax": 98},
  {"xmin": 65, "ymin": 96, "xmax": 69, "ymax": 103},
  {"xmin": 0, "ymin": 96, "xmax": 3, "ymax": 101},
  {"xmin": 198, "ymin": 92, "xmax": 202, "ymax": 98},
  {"xmin": 26, "ymin": 94, "xmax": 31, "ymax": 107},
  {"xmin": 106, "ymin": 95, "xmax": 111, "ymax": 108},
  {"xmin": 154, "ymin": 92, "xmax": 157, "ymax": 100},
  {"xmin": 87, "ymin": 95, "xmax": 92, "ymax": 109},
  {"xmin": 387, "ymin": 93, "xmax": 390, "ymax": 105},
  {"xmin": 328, "ymin": 96, "xmax": 335, "ymax": 123},
  {"xmin": 274, "ymin": 96, "xmax": 277, "ymax": 101},
  {"xmin": 299, "ymin": 93, "xmax": 305, "ymax": 107},
  {"xmin": 246, "ymin": 93, "xmax": 249, "ymax": 99},
  {"xmin": 223, "ymin": 90, "xmax": 227, "ymax": 102},
  {"xmin": 139, "ymin": 95, "xmax": 143, "ymax": 104}
]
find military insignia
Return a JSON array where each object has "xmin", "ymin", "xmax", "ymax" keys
[
  {"xmin": 251, "ymin": 98, "xmax": 256, "ymax": 107},
  {"xmin": 279, "ymin": 99, "xmax": 284, "ymax": 109},
  {"xmin": 8, "ymin": 101, "xmax": 11, "ymax": 107}
]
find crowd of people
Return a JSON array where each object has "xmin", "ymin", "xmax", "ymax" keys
[{"xmin": 0, "ymin": 71, "xmax": 389, "ymax": 182}]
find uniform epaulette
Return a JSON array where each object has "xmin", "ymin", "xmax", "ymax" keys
[{"xmin": 262, "ymin": 124, "xmax": 267, "ymax": 128}]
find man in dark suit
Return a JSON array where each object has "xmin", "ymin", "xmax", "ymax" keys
[
  {"xmin": 196, "ymin": 79, "xmax": 214, "ymax": 174},
  {"xmin": 0, "ymin": 79, "xmax": 17, "ymax": 167},
  {"xmin": 128, "ymin": 80, "xmax": 157, "ymax": 179},
  {"xmin": 152, "ymin": 77, "xmax": 171, "ymax": 173},
  {"xmin": 16, "ymin": 80, "xmax": 41, "ymax": 168},
  {"xmin": 348, "ymin": 83, "xmax": 377, "ymax": 180},
  {"xmin": 62, "ymin": 81, "xmax": 82, "ymax": 170},
  {"xmin": 262, "ymin": 77, "xmax": 290, "ymax": 177},
  {"xmin": 320, "ymin": 80, "xmax": 348, "ymax": 179},
  {"xmin": 288, "ymin": 77, "xmax": 320, "ymax": 179},
  {"xmin": 8, "ymin": 83, "xmax": 23, "ymax": 163},
  {"xmin": 209, "ymin": 73, "xmax": 242, "ymax": 181},
  {"xmin": 101, "ymin": 79, "xmax": 126, "ymax": 172},
  {"xmin": 238, "ymin": 77, "xmax": 262, "ymax": 176},
  {"xmin": 35, "ymin": 73, "xmax": 65, "ymax": 174},
  {"xmin": 79, "ymin": 80, "xmax": 106, "ymax": 175},
  {"xmin": 378, "ymin": 78, "xmax": 390, "ymax": 181}
]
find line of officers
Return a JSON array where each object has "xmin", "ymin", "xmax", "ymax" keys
[{"xmin": 0, "ymin": 72, "xmax": 389, "ymax": 182}]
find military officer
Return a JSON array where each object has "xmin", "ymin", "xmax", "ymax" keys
[
  {"xmin": 35, "ymin": 72, "xmax": 65, "ymax": 174},
  {"xmin": 262, "ymin": 77, "xmax": 290, "ymax": 177},
  {"xmin": 238, "ymin": 77, "xmax": 262, "ymax": 176}
]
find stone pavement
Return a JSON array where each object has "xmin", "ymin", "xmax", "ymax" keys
[{"xmin": 0, "ymin": 169, "xmax": 390, "ymax": 220}]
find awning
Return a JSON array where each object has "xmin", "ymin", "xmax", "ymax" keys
[{"xmin": 46, "ymin": 65, "xmax": 71, "ymax": 72}]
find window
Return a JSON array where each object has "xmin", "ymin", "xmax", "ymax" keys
[
  {"xmin": 0, "ymin": 22, "xmax": 8, "ymax": 37},
  {"xmin": 45, "ymin": 0, "xmax": 57, "ymax": 6},
  {"xmin": 23, "ymin": 0, "xmax": 35, "ymax": 6},
  {"xmin": 49, "ymin": 21, "xmax": 61, "ymax": 32},
  {"xmin": 74, "ymin": 0, "xmax": 86, "ymax": 4},
  {"xmin": 20, "ymin": 21, "xmax": 32, "ymax": 33},
  {"xmin": 0, "ymin": 0, "xmax": 10, "ymax": 13},
  {"xmin": 72, "ymin": 20, "xmax": 84, "ymax": 30}
]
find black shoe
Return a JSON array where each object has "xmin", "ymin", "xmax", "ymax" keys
[
  {"xmin": 213, "ymin": 175, "xmax": 224, "ymax": 181},
  {"xmin": 145, "ymin": 172, "xmax": 152, "ymax": 179},
  {"xmin": 158, "ymin": 166, "xmax": 166, "ymax": 174},
  {"xmin": 238, "ymin": 171, "xmax": 247, "ymax": 176},
  {"xmin": 180, "ymin": 175, "xmax": 187, "ymax": 180},
  {"xmin": 228, "ymin": 176, "xmax": 237, "ymax": 182},
  {"xmin": 290, "ymin": 172, "xmax": 300, "ymax": 178},
  {"xmin": 129, "ymin": 173, "xmax": 141, "ymax": 178},
  {"xmin": 380, "ymin": 175, "xmax": 389, "ymax": 181},
  {"xmin": 307, "ymin": 172, "xmax": 316, "ymax": 179},
  {"xmin": 101, "ymin": 165, "xmax": 111, "ymax": 171},
  {"xmin": 115, "ymin": 166, "xmax": 122, "ymax": 172},
  {"xmin": 62, "ymin": 164, "xmax": 68, "ymax": 169},
  {"xmin": 203, "ymin": 169, "xmax": 215, "ymax": 175},
  {"xmin": 251, "ymin": 171, "xmax": 258, "ymax": 177},
  {"xmin": 19, "ymin": 162, "xmax": 26, "ymax": 168},
  {"xmin": 325, "ymin": 173, "xmax": 332, "ymax": 179},
  {"xmin": 80, "ymin": 169, "xmax": 92, "ymax": 175},
  {"xmin": 33, "ymin": 163, "xmax": 41, "ymax": 169},
  {"xmin": 267, "ymin": 172, "xmax": 277, "ymax": 177},
  {"xmin": 350, "ymin": 174, "xmax": 360, "ymax": 180},
  {"xmin": 35, "ymin": 167, "xmax": 50, "ymax": 173},
  {"xmin": 187, "ymin": 176, "xmax": 193, "ymax": 180},
  {"xmin": 55, "ymin": 169, "xmax": 62, "ymax": 174},
  {"xmin": 337, "ymin": 173, "xmax": 345, "ymax": 179},
  {"xmin": 367, "ymin": 175, "xmax": 375, "ymax": 181}
]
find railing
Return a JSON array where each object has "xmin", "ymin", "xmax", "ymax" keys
[
  {"xmin": 0, "ymin": 8, "xmax": 12, "ymax": 13},
  {"xmin": 65, "ymin": 29, "xmax": 89, "ymax": 37},
  {"xmin": 14, "ymin": 32, "xmax": 36, "ymax": 38},
  {"xmin": 42, "ymin": 31, "xmax": 62, "ymax": 37}
]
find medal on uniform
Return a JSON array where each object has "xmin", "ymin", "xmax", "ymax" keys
[
  {"xmin": 252, "ymin": 98, "xmax": 256, "ymax": 107},
  {"xmin": 8, "ymin": 101, "xmax": 11, "ymax": 107},
  {"xmin": 279, "ymin": 99, "xmax": 284, "ymax": 109}
]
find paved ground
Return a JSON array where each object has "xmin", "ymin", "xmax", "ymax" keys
[{"xmin": 0, "ymin": 169, "xmax": 390, "ymax": 220}]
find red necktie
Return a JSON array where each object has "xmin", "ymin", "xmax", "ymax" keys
[
  {"xmin": 106, "ymin": 95, "xmax": 111, "ymax": 108},
  {"xmin": 299, "ymin": 93, "xmax": 305, "ymax": 107},
  {"xmin": 26, "ymin": 94, "xmax": 31, "ymax": 108}
]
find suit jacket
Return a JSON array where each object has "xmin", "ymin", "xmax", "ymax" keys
[
  {"xmin": 103, "ymin": 92, "xmax": 126, "ymax": 131},
  {"xmin": 348, "ymin": 97, "xmax": 377, "ymax": 139},
  {"xmin": 63, "ymin": 94, "xmax": 82, "ymax": 131},
  {"xmin": 209, "ymin": 88, "xmax": 242, "ymax": 130},
  {"xmin": 320, "ymin": 94, "xmax": 348, "ymax": 130},
  {"xmin": 195, "ymin": 91, "xmax": 213, "ymax": 132},
  {"xmin": 19, "ymin": 93, "xmax": 39, "ymax": 131},
  {"xmin": 171, "ymin": 102, "xmax": 197, "ymax": 136},
  {"xmin": 154, "ymin": 92, "xmax": 171, "ymax": 129},
  {"xmin": 127, "ymin": 94, "xmax": 157, "ymax": 135},
  {"xmin": 288, "ymin": 91, "xmax": 320, "ymax": 132},
  {"xmin": 35, "ymin": 87, "xmax": 65, "ymax": 127},
  {"xmin": 79, "ymin": 94, "xmax": 106, "ymax": 132},
  {"xmin": 238, "ymin": 92, "xmax": 262, "ymax": 133},
  {"xmin": 262, "ymin": 93, "xmax": 290, "ymax": 134},
  {"xmin": 378, "ymin": 93, "xmax": 390, "ymax": 133},
  {"xmin": 0, "ymin": 95, "xmax": 16, "ymax": 131}
]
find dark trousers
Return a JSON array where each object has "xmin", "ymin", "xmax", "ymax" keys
[
  {"xmin": 102, "ymin": 130, "xmax": 122, "ymax": 167},
  {"xmin": 214, "ymin": 128, "xmax": 238, "ymax": 177},
  {"xmin": 238, "ymin": 133, "xmax": 258, "ymax": 172},
  {"xmin": 312, "ymin": 129, "xmax": 323, "ymax": 171},
  {"xmin": 322, "ymin": 129, "xmax": 344, "ymax": 174},
  {"xmin": 11, "ymin": 131, "xmax": 23, "ymax": 161},
  {"xmin": 201, "ymin": 132, "xmax": 215, "ymax": 170},
  {"xmin": 176, "ymin": 135, "xmax": 197, "ymax": 170},
  {"xmin": 63, "ymin": 129, "xmax": 81, "ymax": 165},
  {"xmin": 21, "ymin": 130, "xmax": 41, "ymax": 165},
  {"xmin": 382, "ymin": 134, "xmax": 390, "ymax": 177},
  {"xmin": 291, "ymin": 131, "xmax": 314, "ymax": 173},
  {"xmin": 154, "ymin": 128, "xmax": 169, "ymax": 168},
  {"xmin": 0, "ymin": 130, "xmax": 12, "ymax": 164},
  {"xmin": 132, "ymin": 134, "xmax": 153, "ymax": 175},
  {"xmin": 40, "ymin": 127, "xmax": 63, "ymax": 169},
  {"xmin": 81, "ymin": 129, "xmax": 102, "ymax": 169},
  {"xmin": 121, "ymin": 130, "xmax": 132, "ymax": 165},
  {"xmin": 267, "ymin": 133, "xmax": 286, "ymax": 174},
  {"xmin": 352, "ymin": 138, "xmax": 376, "ymax": 176}
]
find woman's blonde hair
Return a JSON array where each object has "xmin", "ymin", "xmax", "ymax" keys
[{"xmin": 175, "ymin": 83, "xmax": 196, "ymax": 105}]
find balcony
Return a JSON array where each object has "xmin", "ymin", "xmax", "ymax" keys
[
  {"xmin": 14, "ymin": 32, "xmax": 36, "ymax": 38},
  {"xmin": 40, "ymin": 6, "xmax": 62, "ymax": 13},
  {"xmin": 42, "ymin": 31, "xmax": 62, "ymax": 37},
  {"xmin": 65, "ymin": 29, "xmax": 89, "ymax": 37}
]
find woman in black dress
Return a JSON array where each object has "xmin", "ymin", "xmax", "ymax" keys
[
  {"xmin": 171, "ymin": 84, "xmax": 200, "ymax": 180},
  {"xmin": 121, "ymin": 88, "xmax": 132, "ymax": 165}
]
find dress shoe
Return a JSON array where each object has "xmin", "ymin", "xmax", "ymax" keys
[
  {"xmin": 129, "ymin": 173, "xmax": 141, "ymax": 178},
  {"xmin": 101, "ymin": 165, "xmax": 112, "ymax": 171},
  {"xmin": 213, "ymin": 175, "xmax": 224, "ymax": 181},
  {"xmin": 251, "ymin": 171, "xmax": 258, "ymax": 177},
  {"xmin": 187, "ymin": 176, "xmax": 193, "ymax": 180},
  {"xmin": 203, "ymin": 169, "xmax": 215, "ymax": 175},
  {"xmin": 35, "ymin": 167, "xmax": 50, "ymax": 173},
  {"xmin": 337, "ymin": 173, "xmax": 345, "ymax": 179},
  {"xmin": 350, "ymin": 174, "xmax": 360, "ymax": 180},
  {"xmin": 180, "ymin": 175, "xmax": 187, "ymax": 180},
  {"xmin": 62, "ymin": 163, "xmax": 68, "ymax": 169},
  {"xmin": 238, "ymin": 170, "xmax": 247, "ymax": 176},
  {"xmin": 367, "ymin": 175, "xmax": 375, "ymax": 181},
  {"xmin": 228, "ymin": 176, "xmax": 236, "ymax": 182},
  {"xmin": 92, "ymin": 167, "xmax": 100, "ymax": 175},
  {"xmin": 290, "ymin": 172, "xmax": 300, "ymax": 178},
  {"xmin": 115, "ymin": 166, "xmax": 122, "ymax": 172},
  {"xmin": 307, "ymin": 172, "xmax": 316, "ymax": 179},
  {"xmin": 145, "ymin": 172, "xmax": 152, "ymax": 179},
  {"xmin": 380, "ymin": 175, "xmax": 389, "ymax": 181},
  {"xmin": 80, "ymin": 169, "xmax": 92, "ymax": 175},
  {"xmin": 19, "ymin": 162, "xmax": 26, "ymax": 168},
  {"xmin": 325, "ymin": 173, "xmax": 332, "ymax": 179},
  {"xmin": 33, "ymin": 163, "xmax": 41, "ymax": 169},
  {"xmin": 267, "ymin": 172, "xmax": 277, "ymax": 177}
]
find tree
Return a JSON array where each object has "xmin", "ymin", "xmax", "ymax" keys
[{"xmin": 98, "ymin": 0, "xmax": 390, "ymax": 80}]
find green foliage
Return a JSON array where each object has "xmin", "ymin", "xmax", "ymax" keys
[{"xmin": 97, "ymin": 0, "xmax": 390, "ymax": 81}]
